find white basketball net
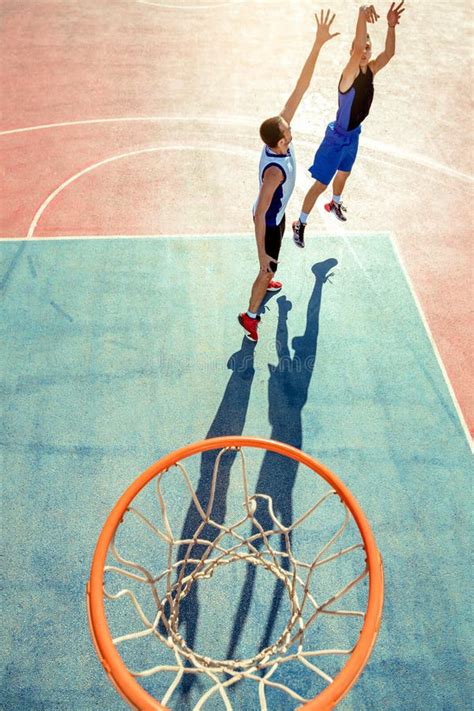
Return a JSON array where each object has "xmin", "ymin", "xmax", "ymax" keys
[{"xmin": 103, "ymin": 446, "xmax": 369, "ymax": 710}]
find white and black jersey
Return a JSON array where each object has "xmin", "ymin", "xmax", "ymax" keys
[{"xmin": 253, "ymin": 142, "xmax": 296, "ymax": 226}]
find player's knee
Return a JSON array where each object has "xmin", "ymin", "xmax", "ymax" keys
[{"xmin": 312, "ymin": 180, "xmax": 327, "ymax": 194}]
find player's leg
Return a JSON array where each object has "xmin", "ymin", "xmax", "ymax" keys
[
  {"xmin": 293, "ymin": 179, "xmax": 328, "ymax": 248},
  {"xmin": 325, "ymin": 170, "xmax": 351, "ymax": 221},
  {"xmin": 292, "ymin": 124, "xmax": 341, "ymax": 248},
  {"xmin": 266, "ymin": 217, "xmax": 285, "ymax": 292},
  {"xmin": 325, "ymin": 130, "xmax": 360, "ymax": 221},
  {"xmin": 238, "ymin": 272, "xmax": 270, "ymax": 341},
  {"xmin": 239, "ymin": 221, "xmax": 283, "ymax": 342},
  {"xmin": 302, "ymin": 180, "xmax": 328, "ymax": 217},
  {"xmin": 332, "ymin": 169, "xmax": 351, "ymax": 195},
  {"xmin": 248, "ymin": 271, "xmax": 273, "ymax": 311}
]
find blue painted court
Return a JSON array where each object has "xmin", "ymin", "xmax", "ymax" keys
[{"xmin": 1, "ymin": 234, "xmax": 471, "ymax": 710}]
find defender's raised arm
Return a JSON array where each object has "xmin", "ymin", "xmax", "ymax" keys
[
  {"xmin": 281, "ymin": 9, "xmax": 339, "ymax": 124},
  {"xmin": 238, "ymin": 9, "xmax": 339, "ymax": 343}
]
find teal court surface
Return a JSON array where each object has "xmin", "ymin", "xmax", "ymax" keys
[{"xmin": 1, "ymin": 233, "xmax": 472, "ymax": 710}]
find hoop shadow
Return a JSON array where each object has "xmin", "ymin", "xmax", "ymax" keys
[{"xmin": 227, "ymin": 258, "xmax": 338, "ymax": 658}]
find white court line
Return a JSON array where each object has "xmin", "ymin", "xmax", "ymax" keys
[
  {"xmin": 320, "ymin": 205, "xmax": 384, "ymax": 294},
  {"xmin": 1, "ymin": 230, "xmax": 388, "ymax": 243},
  {"xmin": 1, "ymin": 116, "xmax": 472, "ymax": 184},
  {"xmin": 299, "ymin": 168, "xmax": 472, "ymax": 450},
  {"xmin": 3, "ymin": 114, "xmax": 472, "ymax": 445},
  {"xmin": 389, "ymin": 236, "xmax": 473, "ymax": 452},
  {"xmin": 3, "ymin": 229, "xmax": 471, "ymax": 446},
  {"xmin": 295, "ymin": 170, "xmax": 380, "ymax": 291},
  {"xmin": 0, "ymin": 115, "xmax": 255, "ymax": 136},
  {"xmin": 360, "ymin": 136, "xmax": 474, "ymax": 184},
  {"xmin": 1, "ymin": 233, "xmax": 254, "ymax": 242},
  {"xmin": 296, "ymin": 137, "xmax": 473, "ymax": 184},
  {"xmin": 26, "ymin": 142, "xmax": 260, "ymax": 239},
  {"xmin": 356, "ymin": 153, "xmax": 466, "ymax": 191}
]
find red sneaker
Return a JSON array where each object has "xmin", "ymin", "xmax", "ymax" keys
[
  {"xmin": 324, "ymin": 200, "xmax": 347, "ymax": 222},
  {"xmin": 266, "ymin": 280, "xmax": 282, "ymax": 292},
  {"xmin": 238, "ymin": 313, "xmax": 260, "ymax": 342}
]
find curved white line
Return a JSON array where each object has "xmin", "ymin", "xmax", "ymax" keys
[
  {"xmin": 3, "ymin": 116, "xmax": 470, "ymax": 184},
  {"xmin": 296, "ymin": 138, "xmax": 473, "ymax": 184},
  {"xmin": 361, "ymin": 136, "xmax": 473, "ymax": 184},
  {"xmin": 0, "ymin": 115, "xmax": 255, "ymax": 136},
  {"xmin": 26, "ymin": 143, "xmax": 259, "ymax": 238},
  {"xmin": 11, "ymin": 110, "xmax": 471, "ymax": 450},
  {"xmin": 355, "ymin": 152, "xmax": 466, "ymax": 191}
]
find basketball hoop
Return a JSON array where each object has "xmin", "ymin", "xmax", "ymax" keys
[{"xmin": 87, "ymin": 436, "xmax": 383, "ymax": 710}]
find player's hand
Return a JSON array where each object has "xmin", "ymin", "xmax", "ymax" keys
[
  {"xmin": 387, "ymin": 0, "xmax": 405, "ymax": 27},
  {"xmin": 315, "ymin": 9, "xmax": 340, "ymax": 44},
  {"xmin": 360, "ymin": 5, "xmax": 380, "ymax": 23},
  {"xmin": 259, "ymin": 253, "xmax": 277, "ymax": 274}
]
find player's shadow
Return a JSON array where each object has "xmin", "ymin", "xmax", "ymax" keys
[
  {"xmin": 172, "ymin": 336, "xmax": 257, "ymax": 694},
  {"xmin": 258, "ymin": 288, "xmax": 279, "ymax": 316},
  {"xmin": 227, "ymin": 258, "xmax": 338, "ymax": 659}
]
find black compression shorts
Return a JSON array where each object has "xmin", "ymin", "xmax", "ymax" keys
[{"xmin": 265, "ymin": 215, "xmax": 285, "ymax": 273}]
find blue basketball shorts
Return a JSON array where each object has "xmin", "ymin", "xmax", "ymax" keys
[{"xmin": 308, "ymin": 122, "xmax": 361, "ymax": 186}]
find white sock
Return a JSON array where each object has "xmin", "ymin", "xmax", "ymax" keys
[
  {"xmin": 246, "ymin": 310, "xmax": 258, "ymax": 319},
  {"xmin": 299, "ymin": 211, "xmax": 309, "ymax": 224},
  {"xmin": 332, "ymin": 195, "xmax": 342, "ymax": 204}
]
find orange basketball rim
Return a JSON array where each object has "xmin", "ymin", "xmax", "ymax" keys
[{"xmin": 87, "ymin": 436, "xmax": 384, "ymax": 710}]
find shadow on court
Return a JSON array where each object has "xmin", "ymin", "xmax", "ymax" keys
[
  {"xmin": 174, "ymin": 259, "xmax": 337, "ymax": 696},
  {"xmin": 171, "ymin": 336, "xmax": 257, "ymax": 693},
  {"xmin": 227, "ymin": 258, "xmax": 338, "ymax": 657}
]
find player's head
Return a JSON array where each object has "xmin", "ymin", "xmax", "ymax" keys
[
  {"xmin": 259, "ymin": 116, "xmax": 292, "ymax": 153},
  {"xmin": 351, "ymin": 33, "xmax": 372, "ymax": 67}
]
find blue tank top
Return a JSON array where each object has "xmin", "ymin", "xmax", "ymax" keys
[{"xmin": 336, "ymin": 66, "xmax": 374, "ymax": 132}]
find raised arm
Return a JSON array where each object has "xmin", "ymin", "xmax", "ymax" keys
[
  {"xmin": 280, "ymin": 9, "xmax": 339, "ymax": 124},
  {"xmin": 370, "ymin": 1, "xmax": 405, "ymax": 74},
  {"xmin": 339, "ymin": 5, "xmax": 379, "ymax": 92}
]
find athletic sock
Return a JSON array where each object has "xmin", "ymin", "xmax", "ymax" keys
[
  {"xmin": 246, "ymin": 311, "xmax": 258, "ymax": 319},
  {"xmin": 298, "ymin": 211, "xmax": 309, "ymax": 224},
  {"xmin": 332, "ymin": 195, "xmax": 342, "ymax": 204}
]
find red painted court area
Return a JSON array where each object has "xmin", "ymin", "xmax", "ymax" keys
[{"xmin": 1, "ymin": 0, "xmax": 472, "ymax": 444}]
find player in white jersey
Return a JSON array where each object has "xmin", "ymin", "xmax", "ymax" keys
[{"xmin": 239, "ymin": 9, "xmax": 339, "ymax": 343}]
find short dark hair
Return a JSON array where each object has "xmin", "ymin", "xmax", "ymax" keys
[{"xmin": 259, "ymin": 116, "xmax": 284, "ymax": 148}]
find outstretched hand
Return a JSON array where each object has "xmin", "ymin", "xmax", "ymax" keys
[
  {"xmin": 361, "ymin": 4, "xmax": 380, "ymax": 23},
  {"xmin": 315, "ymin": 9, "xmax": 340, "ymax": 44},
  {"xmin": 387, "ymin": 0, "xmax": 405, "ymax": 27}
]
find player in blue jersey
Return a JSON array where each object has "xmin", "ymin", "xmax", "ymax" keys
[
  {"xmin": 238, "ymin": 9, "xmax": 340, "ymax": 342},
  {"xmin": 292, "ymin": 2, "xmax": 405, "ymax": 248}
]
